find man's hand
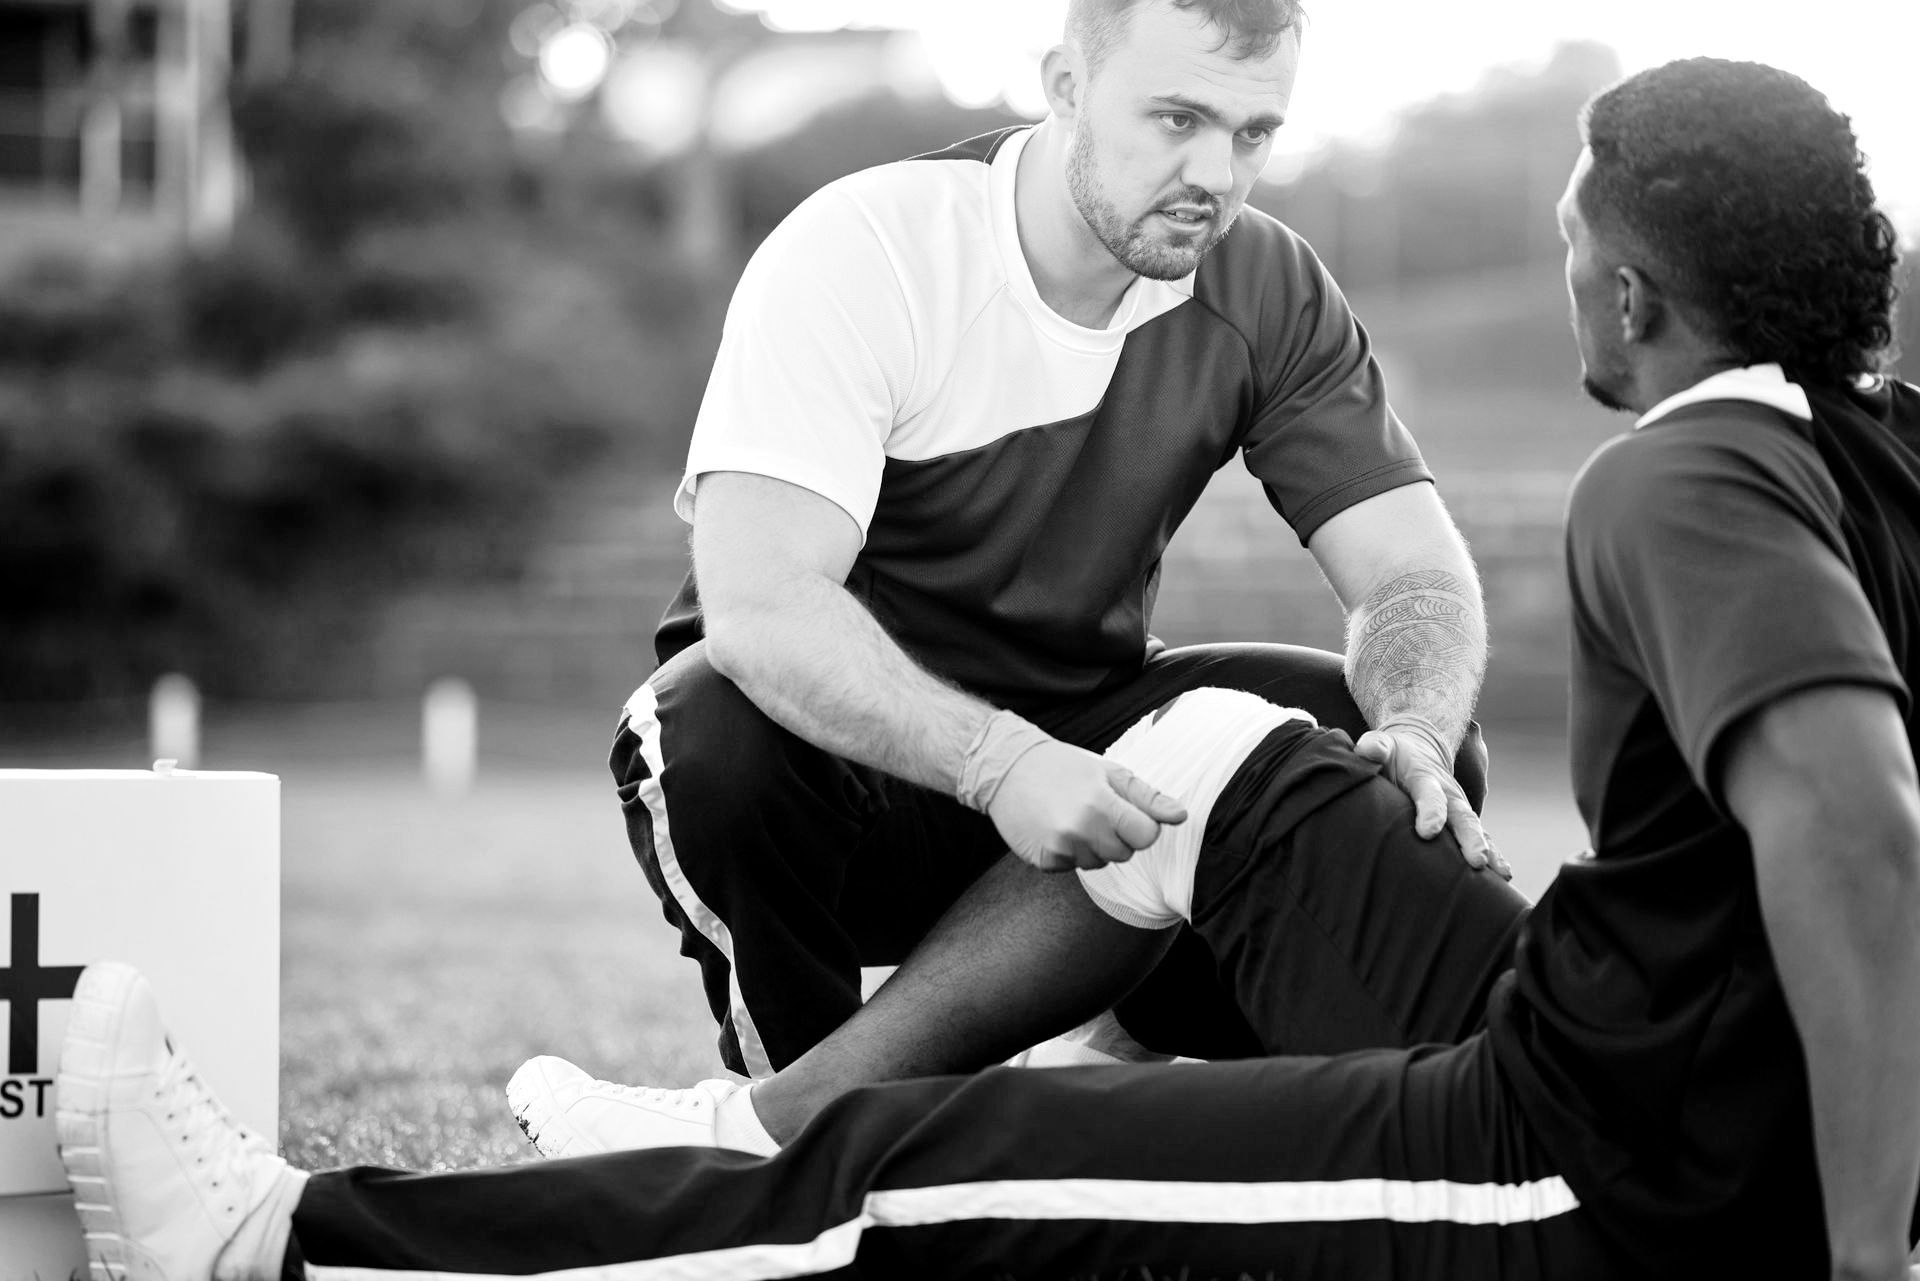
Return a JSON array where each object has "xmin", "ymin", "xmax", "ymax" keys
[
  {"xmin": 1353, "ymin": 722, "xmax": 1509, "ymax": 878},
  {"xmin": 986, "ymin": 741, "xmax": 1188, "ymax": 872}
]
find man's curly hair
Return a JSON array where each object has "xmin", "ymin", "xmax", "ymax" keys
[
  {"xmin": 1069, "ymin": 0, "xmax": 1305, "ymax": 72},
  {"xmin": 1579, "ymin": 58, "xmax": 1901, "ymax": 386}
]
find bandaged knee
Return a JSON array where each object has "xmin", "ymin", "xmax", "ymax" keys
[{"xmin": 1077, "ymin": 688, "xmax": 1314, "ymax": 929}]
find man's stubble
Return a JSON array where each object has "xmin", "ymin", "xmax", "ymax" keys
[{"xmin": 1065, "ymin": 114, "xmax": 1233, "ymax": 283}]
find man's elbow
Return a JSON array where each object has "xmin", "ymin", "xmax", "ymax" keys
[
  {"xmin": 696, "ymin": 574, "xmax": 816, "ymax": 685},
  {"xmin": 699, "ymin": 600, "xmax": 762, "ymax": 684},
  {"xmin": 1805, "ymin": 800, "xmax": 1920, "ymax": 928}
]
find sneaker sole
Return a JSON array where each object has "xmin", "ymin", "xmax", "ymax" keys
[
  {"xmin": 505, "ymin": 1057, "xmax": 597, "ymax": 1160},
  {"xmin": 56, "ymin": 962, "xmax": 146, "ymax": 1281}
]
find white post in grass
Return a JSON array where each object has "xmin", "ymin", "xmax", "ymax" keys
[
  {"xmin": 148, "ymin": 673, "xmax": 200, "ymax": 768},
  {"xmin": 423, "ymin": 678, "xmax": 478, "ymax": 794}
]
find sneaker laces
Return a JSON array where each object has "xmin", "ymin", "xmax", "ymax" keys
[
  {"xmin": 595, "ymin": 1081, "xmax": 716, "ymax": 1114},
  {"xmin": 153, "ymin": 1042, "xmax": 272, "ymax": 1219}
]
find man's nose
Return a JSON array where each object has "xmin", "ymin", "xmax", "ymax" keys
[{"xmin": 1180, "ymin": 132, "xmax": 1236, "ymax": 198}]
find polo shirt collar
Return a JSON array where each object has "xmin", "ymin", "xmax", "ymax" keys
[{"xmin": 1634, "ymin": 363, "xmax": 1812, "ymax": 429}]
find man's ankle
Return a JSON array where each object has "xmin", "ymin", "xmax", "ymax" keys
[
  {"xmin": 212, "ymin": 1166, "xmax": 309, "ymax": 1281},
  {"xmin": 714, "ymin": 1083, "xmax": 781, "ymax": 1155}
]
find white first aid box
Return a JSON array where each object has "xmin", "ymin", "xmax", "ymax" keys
[{"xmin": 0, "ymin": 768, "xmax": 280, "ymax": 1280}]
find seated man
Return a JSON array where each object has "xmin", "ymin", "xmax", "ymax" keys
[{"xmin": 54, "ymin": 56, "xmax": 1920, "ymax": 1281}]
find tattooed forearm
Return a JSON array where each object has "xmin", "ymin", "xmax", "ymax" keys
[{"xmin": 1346, "ymin": 567, "xmax": 1487, "ymax": 748}]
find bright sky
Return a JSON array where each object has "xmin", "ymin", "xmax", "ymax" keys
[{"xmin": 721, "ymin": 0, "xmax": 1920, "ymax": 235}]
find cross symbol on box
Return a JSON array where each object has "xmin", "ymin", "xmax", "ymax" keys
[{"xmin": 0, "ymin": 893, "xmax": 86, "ymax": 1076}]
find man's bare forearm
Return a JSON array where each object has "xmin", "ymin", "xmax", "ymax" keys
[
  {"xmin": 1344, "ymin": 565, "xmax": 1488, "ymax": 750},
  {"xmin": 1734, "ymin": 687, "xmax": 1920, "ymax": 1281},
  {"xmin": 705, "ymin": 570, "xmax": 994, "ymax": 797},
  {"xmin": 1758, "ymin": 820, "xmax": 1920, "ymax": 1281}
]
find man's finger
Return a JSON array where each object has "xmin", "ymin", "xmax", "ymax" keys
[
  {"xmin": 1108, "ymin": 766, "xmax": 1188, "ymax": 825},
  {"xmin": 1079, "ymin": 821, "xmax": 1138, "ymax": 866},
  {"xmin": 1074, "ymin": 833, "xmax": 1124, "ymax": 869},
  {"xmin": 1025, "ymin": 847, "xmax": 1073, "ymax": 874},
  {"xmin": 1407, "ymin": 771, "xmax": 1455, "ymax": 843},
  {"xmin": 1445, "ymin": 797, "xmax": 1502, "ymax": 876},
  {"xmin": 1352, "ymin": 730, "xmax": 1393, "ymax": 766},
  {"xmin": 1103, "ymin": 781, "xmax": 1166, "ymax": 851},
  {"xmin": 1447, "ymin": 796, "xmax": 1513, "ymax": 880}
]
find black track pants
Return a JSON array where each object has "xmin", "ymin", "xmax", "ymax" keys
[
  {"xmin": 613, "ymin": 641, "xmax": 1490, "ymax": 1074},
  {"xmin": 290, "ymin": 724, "xmax": 1633, "ymax": 1281}
]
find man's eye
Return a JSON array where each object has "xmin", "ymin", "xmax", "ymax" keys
[
  {"xmin": 1159, "ymin": 113, "xmax": 1195, "ymax": 132},
  {"xmin": 1239, "ymin": 127, "xmax": 1273, "ymax": 146}
]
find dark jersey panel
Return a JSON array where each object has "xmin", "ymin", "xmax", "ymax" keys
[
  {"xmin": 907, "ymin": 127, "xmax": 1022, "ymax": 165},
  {"xmin": 1187, "ymin": 217, "xmax": 1425, "ymax": 540},
  {"xmin": 1487, "ymin": 379, "xmax": 1920, "ymax": 1273}
]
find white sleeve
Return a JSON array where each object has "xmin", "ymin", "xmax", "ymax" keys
[{"xmin": 676, "ymin": 185, "xmax": 914, "ymax": 538}]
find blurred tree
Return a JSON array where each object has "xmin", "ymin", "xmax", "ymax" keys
[
  {"xmin": 1258, "ymin": 41, "xmax": 1623, "ymax": 292},
  {"xmin": 648, "ymin": 0, "xmax": 776, "ymax": 281},
  {"xmin": 232, "ymin": 1, "xmax": 521, "ymax": 257}
]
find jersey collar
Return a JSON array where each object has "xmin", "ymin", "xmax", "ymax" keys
[
  {"xmin": 1634, "ymin": 363, "xmax": 1813, "ymax": 429},
  {"xmin": 992, "ymin": 126, "xmax": 1193, "ymax": 351}
]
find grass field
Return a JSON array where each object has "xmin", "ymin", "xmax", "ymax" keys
[{"xmin": 276, "ymin": 727, "xmax": 1587, "ymax": 1171}]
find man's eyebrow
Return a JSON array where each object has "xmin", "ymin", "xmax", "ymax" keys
[{"xmin": 1146, "ymin": 92, "xmax": 1287, "ymax": 130}]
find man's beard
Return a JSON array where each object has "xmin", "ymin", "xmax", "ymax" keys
[
  {"xmin": 1580, "ymin": 374, "xmax": 1634, "ymax": 413},
  {"xmin": 1067, "ymin": 119, "xmax": 1232, "ymax": 282}
]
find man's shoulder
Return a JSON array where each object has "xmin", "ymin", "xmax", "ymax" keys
[
  {"xmin": 751, "ymin": 136, "xmax": 1004, "ymax": 304},
  {"xmin": 807, "ymin": 131, "xmax": 1007, "ymax": 223},
  {"xmin": 1577, "ymin": 405, "xmax": 1822, "ymax": 499},
  {"xmin": 1568, "ymin": 410, "xmax": 1838, "ymax": 563},
  {"xmin": 903, "ymin": 127, "xmax": 1026, "ymax": 167},
  {"xmin": 766, "ymin": 135, "xmax": 1001, "ymax": 272}
]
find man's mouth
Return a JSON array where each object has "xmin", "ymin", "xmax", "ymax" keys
[{"xmin": 1156, "ymin": 206, "xmax": 1215, "ymax": 228}]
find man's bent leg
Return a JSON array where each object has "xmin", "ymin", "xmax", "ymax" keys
[
  {"xmin": 292, "ymin": 1042, "xmax": 1618, "ymax": 1281},
  {"xmin": 750, "ymin": 853, "xmax": 1177, "ymax": 1141},
  {"xmin": 752, "ymin": 691, "xmax": 1523, "ymax": 1141},
  {"xmin": 616, "ymin": 642, "xmax": 998, "ymax": 1076},
  {"xmin": 1185, "ymin": 717, "xmax": 1527, "ymax": 1052},
  {"xmin": 1043, "ymin": 643, "xmax": 1492, "ymax": 1057}
]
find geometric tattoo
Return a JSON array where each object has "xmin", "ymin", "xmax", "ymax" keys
[{"xmin": 1348, "ymin": 568, "xmax": 1485, "ymax": 739}]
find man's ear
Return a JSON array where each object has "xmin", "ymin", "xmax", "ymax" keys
[
  {"xmin": 1039, "ymin": 44, "xmax": 1082, "ymax": 121},
  {"xmin": 1615, "ymin": 264, "xmax": 1663, "ymax": 345}
]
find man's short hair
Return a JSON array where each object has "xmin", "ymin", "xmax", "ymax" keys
[
  {"xmin": 1578, "ymin": 57, "xmax": 1902, "ymax": 386},
  {"xmin": 1067, "ymin": 0, "xmax": 1306, "ymax": 72}
]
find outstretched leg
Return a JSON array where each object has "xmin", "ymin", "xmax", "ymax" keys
[{"xmin": 297, "ymin": 1044, "xmax": 1615, "ymax": 1281}]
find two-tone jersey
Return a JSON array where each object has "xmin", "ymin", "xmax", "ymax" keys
[
  {"xmin": 654, "ymin": 126, "xmax": 1429, "ymax": 712},
  {"xmin": 1487, "ymin": 365, "xmax": 1920, "ymax": 1273}
]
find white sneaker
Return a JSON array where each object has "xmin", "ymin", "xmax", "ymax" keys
[
  {"xmin": 56, "ymin": 962, "xmax": 287, "ymax": 1281},
  {"xmin": 1006, "ymin": 1009, "xmax": 1183, "ymax": 1069},
  {"xmin": 506, "ymin": 1056, "xmax": 742, "ymax": 1158}
]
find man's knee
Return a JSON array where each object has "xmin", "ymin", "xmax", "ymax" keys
[
  {"xmin": 619, "ymin": 642, "xmax": 878, "ymax": 870},
  {"xmin": 625, "ymin": 643, "xmax": 814, "ymax": 793},
  {"xmin": 1148, "ymin": 644, "xmax": 1489, "ymax": 813}
]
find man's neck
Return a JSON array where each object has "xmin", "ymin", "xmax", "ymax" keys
[
  {"xmin": 1626, "ymin": 345, "xmax": 1747, "ymax": 417},
  {"xmin": 1014, "ymin": 119, "xmax": 1138, "ymax": 329}
]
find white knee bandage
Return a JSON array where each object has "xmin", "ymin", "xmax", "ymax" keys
[{"xmin": 1077, "ymin": 688, "xmax": 1314, "ymax": 930}]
